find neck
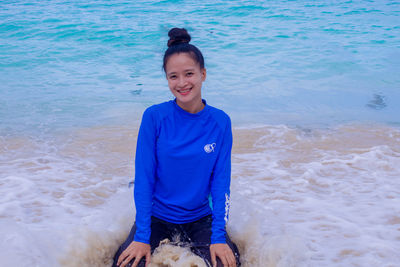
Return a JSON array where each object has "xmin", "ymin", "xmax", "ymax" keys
[{"xmin": 176, "ymin": 99, "xmax": 205, "ymax": 114}]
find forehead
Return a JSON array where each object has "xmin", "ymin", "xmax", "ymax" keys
[{"xmin": 165, "ymin": 53, "xmax": 200, "ymax": 73}]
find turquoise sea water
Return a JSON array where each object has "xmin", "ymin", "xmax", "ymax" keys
[
  {"xmin": 1, "ymin": 0, "xmax": 399, "ymax": 135},
  {"xmin": 1, "ymin": 1, "xmax": 400, "ymax": 266}
]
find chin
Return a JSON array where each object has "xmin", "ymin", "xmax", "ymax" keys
[
  {"xmin": 175, "ymin": 93, "xmax": 192, "ymax": 102},
  {"xmin": 176, "ymin": 97, "xmax": 193, "ymax": 104}
]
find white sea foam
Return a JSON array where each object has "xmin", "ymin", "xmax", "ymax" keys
[
  {"xmin": 1, "ymin": 123, "xmax": 400, "ymax": 266},
  {"xmin": 230, "ymin": 124, "xmax": 400, "ymax": 266}
]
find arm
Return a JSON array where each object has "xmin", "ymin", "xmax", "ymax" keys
[
  {"xmin": 117, "ymin": 108, "xmax": 157, "ymax": 267},
  {"xmin": 210, "ymin": 116, "xmax": 232, "ymax": 244},
  {"xmin": 210, "ymin": 116, "xmax": 236, "ymax": 267},
  {"xmin": 134, "ymin": 108, "xmax": 158, "ymax": 244}
]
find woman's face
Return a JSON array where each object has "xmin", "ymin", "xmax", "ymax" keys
[{"xmin": 165, "ymin": 53, "xmax": 206, "ymax": 112}]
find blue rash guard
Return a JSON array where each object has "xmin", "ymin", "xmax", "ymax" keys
[{"xmin": 133, "ymin": 99, "xmax": 232, "ymax": 245}]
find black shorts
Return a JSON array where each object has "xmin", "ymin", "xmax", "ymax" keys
[{"xmin": 113, "ymin": 215, "xmax": 240, "ymax": 267}]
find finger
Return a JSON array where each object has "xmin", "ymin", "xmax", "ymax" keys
[
  {"xmin": 231, "ymin": 256, "xmax": 237, "ymax": 267},
  {"xmin": 145, "ymin": 250, "xmax": 151, "ymax": 267},
  {"xmin": 228, "ymin": 255, "xmax": 235, "ymax": 267},
  {"xmin": 132, "ymin": 255, "xmax": 142, "ymax": 267},
  {"xmin": 117, "ymin": 250, "xmax": 126, "ymax": 265},
  {"xmin": 227, "ymin": 250, "xmax": 236, "ymax": 267},
  {"xmin": 219, "ymin": 255, "xmax": 228, "ymax": 267},
  {"xmin": 211, "ymin": 249, "xmax": 216, "ymax": 267},
  {"xmin": 117, "ymin": 251, "xmax": 127, "ymax": 266},
  {"xmin": 121, "ymin": 254, "xmax": 135, "ymax": 267}
]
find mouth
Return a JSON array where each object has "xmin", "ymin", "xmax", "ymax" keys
[{"xmin": 177, "ymin": 88, "xmax": 192, "ymax": 96}]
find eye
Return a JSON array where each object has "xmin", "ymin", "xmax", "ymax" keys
[
  {"xmin": 169, "ymin": 74, "xmax": 177, "ymax": 79},
  {"xmin": 186, "ymin": 72, "xmax": 194, "ymax": 77}
]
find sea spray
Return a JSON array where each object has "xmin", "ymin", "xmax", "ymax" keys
[
  {"xmin": 59, "ymin": 228, "xmax": 126, "ymax": 267},
  {"xmin": 150, "ymin": 239, "xmax": 207, "ymax": 267},
  {"xmin": 229, "ymin": 193, "xmax": 309, "ymax": 267}
]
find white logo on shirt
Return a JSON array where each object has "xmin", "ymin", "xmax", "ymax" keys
[
  {"xmin": 204, "ymin": 143, "xmax": 216, "ymax": 153},
  {"xmin": 224, "ymin": 193, "xmax": 230, "ymax": 223}
]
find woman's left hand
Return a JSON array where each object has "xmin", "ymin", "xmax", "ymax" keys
[{"xmin": 210, "ymin": 243, "xmax": 236, "ymax": 267}]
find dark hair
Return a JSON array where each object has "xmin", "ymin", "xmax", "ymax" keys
[{"xmin": 163, "ymin": 28, "xmax": 205, "ymax": 72}]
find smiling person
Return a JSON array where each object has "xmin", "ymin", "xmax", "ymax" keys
[{"xmin": 113, "ymin": 28, "xmax": 240, "ymax": 267}]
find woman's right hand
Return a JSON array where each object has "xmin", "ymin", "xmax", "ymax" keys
[{"xmin": 117, "ymin": 241, "xmax": 151, "ymax": 267}]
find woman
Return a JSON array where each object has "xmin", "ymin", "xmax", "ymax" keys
[{"xmin": 113, "ymin": 28, "xmax": 240, "ymax": 267}]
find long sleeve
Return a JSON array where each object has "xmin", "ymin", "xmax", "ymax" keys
[
  {"xmin": 210, "ymin": 116, "xmax": 232, "ymax": 244},
  {"xmin": 133, "ymin": 108, "xmax": 157, "ymax": 244}
]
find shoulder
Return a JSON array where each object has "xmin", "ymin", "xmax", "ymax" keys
[
  {"xmin": 208, "ymin": 106, "xmax": 230, "ymax": 121},
  {"xmin": 145, "ymin": 100, "xmax": 173, "ymax": 113},
  {"xmin": 207, "ymin": 104, "xmax": 231, "ymax": 130},
  {"xmin": 142, "ymin": 100, "xmax": 174, "ymax": 121}
]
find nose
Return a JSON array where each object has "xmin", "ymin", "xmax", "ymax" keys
[{"xmin": 177, "ymin": 76, "xmax": 187, "ymax": 88}]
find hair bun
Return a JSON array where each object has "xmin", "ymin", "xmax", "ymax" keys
[{"xmin": 167, "ymin": 28, "xmax": 191, "ymax": 47}]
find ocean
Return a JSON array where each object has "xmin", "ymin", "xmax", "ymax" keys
[{"xmin": 1, "ymin": 0, "xmax": 399, "ymax": 266}]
